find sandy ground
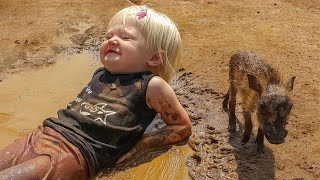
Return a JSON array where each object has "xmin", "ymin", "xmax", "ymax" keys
[{"xmin": 1, "ymin": 0, "xmax": 320, "ymax": 179}]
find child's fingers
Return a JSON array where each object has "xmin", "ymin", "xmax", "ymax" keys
[{"xmin": 115, "ymin": 147, "xmax": 138, "ymax": 164}]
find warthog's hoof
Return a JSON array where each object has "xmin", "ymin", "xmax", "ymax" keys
[
  {"xmin": 241, "ymin": 134, "xmax": 250, "ymax": 145},
  {"xmin": 228, "ymin": 125, "xmax": 236, "ymax": 133},
  {"xmin": 256, "ymin": 140, "xmax": 265, "ymax": 154}
]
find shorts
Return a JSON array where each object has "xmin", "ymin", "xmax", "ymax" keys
[{"xmin": 0, "ymin": 126, "xmax": 89, "ymax": 179}]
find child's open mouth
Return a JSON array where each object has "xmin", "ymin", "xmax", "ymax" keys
[{"xmin": 106, "ymin": 48, "xmax": 121, "ymax": 55}]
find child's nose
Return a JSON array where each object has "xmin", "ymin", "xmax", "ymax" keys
[{"xmin": 107, "ymin": 36, "xmax": 119, "ymax": 45}]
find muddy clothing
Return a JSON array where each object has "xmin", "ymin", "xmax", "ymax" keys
[
  {"xmin": 43, "ymin": 67, "xmax": 158, "ymax": 177},
  {"xmin": 0, "ymin": 126, "xmax": 88, "ymax": 180}
]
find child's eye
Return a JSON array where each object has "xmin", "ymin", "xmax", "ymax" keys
[
  {"xmin": 122, "ymin": 37, "xmax": 131, "ymax": 40},
  {"xmin": 105, "ymin": 32, "xmax": 113, "ymax": 39}
]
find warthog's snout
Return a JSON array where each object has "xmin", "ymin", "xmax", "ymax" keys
[{"xmin": 264, "ymin": 127, "xmax": 288, "ymax": 144}]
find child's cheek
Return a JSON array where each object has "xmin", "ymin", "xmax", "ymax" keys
[
  {"xmin": 100, "ymin": 42, "xmax": 109, "ymax": 57},
  {"xmin": 100, "ymin": 41, "xmax": 108, "ymax": 52}
]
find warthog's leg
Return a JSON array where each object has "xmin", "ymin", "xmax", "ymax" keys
[
  {"xmin": 222, "ymin": 89, "xmax": 230, "ymax": 113},
  {"xmin": 228, "ymin": 83, "xmax": 237, "ymax": 132},
  {"xmin": 242, "ymin": 111, "xmax": 252, "ymax": 145},
  {"xmin": 256, "ymin": 127, "xmax": 265, "ymax": 154},
  {"xmin": 241, "ymin": 92, "xmax": 255, "ymax": 144}
]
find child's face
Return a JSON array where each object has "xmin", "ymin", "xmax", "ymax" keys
[{"xmin": 100, "ymin": 14, "xmax": 152, "ymax": 74}]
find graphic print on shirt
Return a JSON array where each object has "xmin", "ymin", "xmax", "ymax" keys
[
  {"xmin": 79, "ymin": 102, "xmax": 117, "ymax": 125},
  {"xmin": 85, "ymin": 85, "xmax": 92, "ymax": 94}
]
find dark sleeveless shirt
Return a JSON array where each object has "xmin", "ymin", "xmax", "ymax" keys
[{"xmin": 43, "ymin": 67, "xmax": 158, "ymax": 177}]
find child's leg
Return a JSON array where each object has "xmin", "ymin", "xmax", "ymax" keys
[
  {"xmin": 0, "ymin": 138, "xmax": 26, "ymax": 171},
  {"xmin": 0, "ymin": 155, "xmax": 51, "ymax": 180},
  {"xmin": 0, "ymin": 133, "xmax": 37, "ymax": 171},
  {"xmin": 0, "ymin": 126, "xmax": 90, "ymax": 179}
]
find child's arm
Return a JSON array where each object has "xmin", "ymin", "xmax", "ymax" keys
[{"xmin": 116, "ymin": 76, "xmax": 192, "ymax": 164}]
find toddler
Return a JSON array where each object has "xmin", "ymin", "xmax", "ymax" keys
[{"xmin": 0, "ymin": 5, "xmax": 191, "ymax": 180}]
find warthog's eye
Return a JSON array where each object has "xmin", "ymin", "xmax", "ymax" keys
[
  {"xmin": 278, "ymin": 101, "xmax": 293, "ymax": 117},
  {"xmin": 259, "ymin": 101, "xmax": 270, "ymax": 116},
  {"xmin": 259, "ymin": 100, "xmax": 267, "ymax": 109},
  {"xmin": 279, "ymin": 108, "xmax": 286, "ymax": 117},
  {"xmin": 260, "ymin": 109, "xmax": 270, "ymax": 117}
]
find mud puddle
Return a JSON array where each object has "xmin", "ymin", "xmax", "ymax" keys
[
  {"xmin": 0, "ymin": 52, "xmax": 192, "ymax": 179},
  {"xmin": 0, "ymin": 52, "xmax": 99, "ymax": 145}
]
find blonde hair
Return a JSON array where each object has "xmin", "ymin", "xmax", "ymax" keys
[{"xmin": 108, "ymin": 6, "xmax": 182, "ymax": 82}]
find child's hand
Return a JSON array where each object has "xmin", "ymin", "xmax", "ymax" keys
[
  {"xmin": 115, "ymin": 137, "xmax": 147, "ymax": 164},
  {"xmin": 116, "ymin": 124, "xmax": 190, "ymax": 164},
  {"xmin": 115, "ymin": 146, "xmax": 138, "ymax": 164}
]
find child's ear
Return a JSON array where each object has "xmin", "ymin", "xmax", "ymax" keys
[{"xmin": 147, "ymin": 50, "xmax": 166, "ymax": 67}]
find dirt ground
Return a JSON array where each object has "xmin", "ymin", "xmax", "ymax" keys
[{"xmin": 1, "ymin": 0, "xmax": 320, "ymax": 179}]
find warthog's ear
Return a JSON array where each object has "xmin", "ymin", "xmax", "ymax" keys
[
  {"xmin": 247, "ymin": 74, "xmax": 262, "ymax": 95},
  {"xmin": 286, "ymin": 76, "xmax": 296, "ymax": 91}
]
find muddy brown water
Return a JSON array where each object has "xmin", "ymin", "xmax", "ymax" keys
[{"xmin": 0, "ymin": 52, "xmax": 192, "ymax": 179}]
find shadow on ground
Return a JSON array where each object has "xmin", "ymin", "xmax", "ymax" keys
[{"xmin": 228, "ymin": 124, "xmax": 276, "ymax": 180}]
